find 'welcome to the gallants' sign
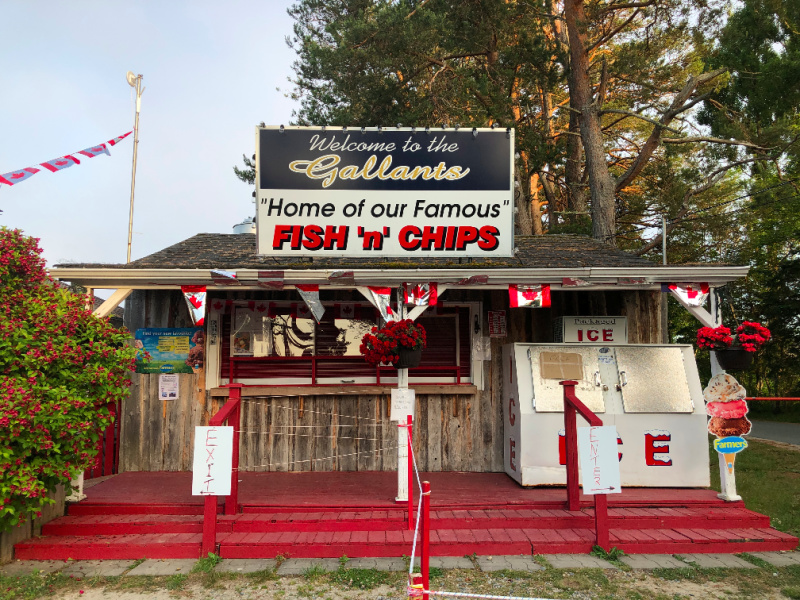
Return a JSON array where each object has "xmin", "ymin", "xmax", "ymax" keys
[{"xmin": 255, "ymin": 126, "xmax": 515, "ymax": 258}]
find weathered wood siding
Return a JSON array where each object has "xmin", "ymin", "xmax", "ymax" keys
[{"xmin": 119, "ymin": 288, "xmax": 661, "ymax": 473}]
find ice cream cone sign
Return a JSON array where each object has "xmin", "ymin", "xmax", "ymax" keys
[{"xmin": 704, "ymin": 373, "xmax": 750, "ymax": 501}]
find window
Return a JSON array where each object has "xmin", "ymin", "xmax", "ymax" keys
[{"xmin": 219, "ymin": 301, "xmax": 474, "ymax": 386}]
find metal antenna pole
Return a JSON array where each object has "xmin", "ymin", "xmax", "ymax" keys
[{"xmin": 127, "ymin": 73, "xmax": 143, "ymax": 263}]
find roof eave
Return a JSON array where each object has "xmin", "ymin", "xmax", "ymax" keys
[{"xmin": 48, "ymin": 265, "xmax": 750, "ymax": 290}]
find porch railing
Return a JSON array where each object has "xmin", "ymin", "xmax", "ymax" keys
[
  {"xmin": 201, "ymin": 383, "xmax": 242, "ymax": 556},
  {"xmin": 560, "ymin": 380, "xmax": 611, "ymax": 551}
]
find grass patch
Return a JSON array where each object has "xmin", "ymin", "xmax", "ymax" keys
[
  {"xmin": 329, "ymin": 567, "xmax": 391, "ymax": 590},
  {"xmin": 709, "ymin": 437, "xmax": 800, "ymax": 537},
  {"xmin": 164, "ymin": 573, "xmax": 187, "ymax": 590},
  {"xmin": 301, "ymin": 563, "xmax": 329, "ymax": 580},
  {"xmin": 191, "ymin": 552, "xmax": 222, "ymax": 573}
]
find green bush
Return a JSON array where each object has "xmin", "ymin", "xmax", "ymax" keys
[{"xmin": 0, "ymin": 228, "xmax": 137, "ymax": 531}]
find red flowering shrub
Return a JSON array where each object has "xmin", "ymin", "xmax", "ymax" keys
[
  {"xmin": 0, "ymin": 228, "xmax": 137, "ymax": 531},
  {"xmin": 359, "ymin": 319, "xmax": 426, "ymax": 366},
  {"xmin": 735, "ymin": 321, "xmax": 771, "ymax": 352}
]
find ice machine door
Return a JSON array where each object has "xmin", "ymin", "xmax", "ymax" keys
[
  {"xmin": 613, "ymin": 346, "xmax": 694, "ymax": 413},
  {"xmin": 527, "ymin": 346, "xmax": 606, "ymax": 413}
]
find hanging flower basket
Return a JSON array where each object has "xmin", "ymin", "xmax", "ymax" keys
[
  {"xmin": 395, "ymin": 346, "xmax": 423, "ymax": 369},
  {"xmin": 360, "ymin": 319, "xmax": 427, "ymax": 368},
  {"xmin": 713, "ymin": 347, "xmax": 754, "ymax": 371}
]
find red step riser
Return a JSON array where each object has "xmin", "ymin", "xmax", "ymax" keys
[
  {"xmin": 41, "ymin": 514, "xmax": 770, "ymax": 538},
  {"xmin": 15, "ymin": 544, "xmax": 201, "ymax": 561},
  {"xmin": 67, "ymin": 504, "xmax": 220, "ymax": 516},
  {"xmin": 611, "ymin": 540, "xmax": 799, "ymax": 555}
]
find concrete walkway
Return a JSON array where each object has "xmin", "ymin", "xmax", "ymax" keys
[
  {"xmin": 750, "ymin": 420, "xmax": 800, "ymax": 446},
  {"xmin": 2, "ymin": 552, "xmax": 800, "ymax": 577}
]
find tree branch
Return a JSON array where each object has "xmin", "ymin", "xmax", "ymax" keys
[
  {"xmin": 600, "ymin": 109, "xmax": 682, "ymax": 133},
  {"xmin": 661, "ymin": 136, "xmax": 768, "ymax": 150}
]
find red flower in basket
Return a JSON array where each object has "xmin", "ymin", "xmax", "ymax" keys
[
  {"xmin": 360, "ymin": 319, "xmax": 427, "ymax": 366},
  {"xmin": 696, "ymin": 322, "xmax": 771, "ymax": 352}
]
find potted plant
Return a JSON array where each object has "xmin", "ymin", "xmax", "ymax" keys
[
  {"xmin": 360, "ymin": 319, "xmax": 427, "ymax": 369},
  {"xmin": 696, "ymin": 321, "xmax": 771, "ymax": 371}
]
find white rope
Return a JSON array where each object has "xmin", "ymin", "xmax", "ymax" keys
[
  {"xmin": 236, "ymin": 445, "xmax": 399, "ymax": 470},
  {"xmin": 240, "ymin": 402, "xmax": 381, "ymax": 422},
  {"xmin": 236, "ymin": 431, "xmax": 383, "ymax": 441},
  {"xmin": 407, "ymin": 425, "xmax": 424, "ymax": 576},
  {"xmin": 430, "ymin": 592, "xmax": 557, "ymax": 600}
]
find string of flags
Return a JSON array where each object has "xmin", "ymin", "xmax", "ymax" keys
[{"xmin": 0, "ymin": 131, "xmax": 132, "ymax": 188}]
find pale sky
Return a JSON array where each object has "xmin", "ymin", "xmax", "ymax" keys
[{"xmin": 0, "ymin": 1, "xmax": 296, "ymax": 269}]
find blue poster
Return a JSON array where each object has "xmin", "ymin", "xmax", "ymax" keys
[{"xmin": 135, "ymin": 328, "xmax": 204, "ymax": 374}]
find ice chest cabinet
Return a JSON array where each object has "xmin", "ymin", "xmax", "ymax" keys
[{"xmin": 502, "ymin": 344, "xmax": 710, "ymax": 487}]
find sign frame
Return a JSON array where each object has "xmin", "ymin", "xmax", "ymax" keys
[{"xmin": 255, "ymin": 126, "xmax": 515, "ymax": 258}]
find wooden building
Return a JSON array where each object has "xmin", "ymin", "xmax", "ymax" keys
[{"xmin": 50, "ymin": 232, "xmax": 747, "ymax": 476}]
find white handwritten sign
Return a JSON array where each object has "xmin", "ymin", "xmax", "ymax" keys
[
  {"xmin": 577, "ymin": 426, "xmax": 621, "ymax": 495},
  {"xmin": 390, "ymin": 389, "xmax": 415, "ymax": 422},
  {"xmin": 191, "ymin": 426, "xmax": 234, "ymax": 496}
]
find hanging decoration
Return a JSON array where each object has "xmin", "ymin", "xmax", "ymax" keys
[
  {"xmin": 509, "ymin": 284, "xmax": 551, "ymax": 308},
  {"xmin": 210, "ymin": 270, "xmax": 239, "ymax": 285},
  {"xmin": 296, "ymin": 284, "xmax": 325, "ymax": 323},
  {"xmin": 256, "ymin": 270, "xmax": 284, "ymax": 289},
  {"xmin": 404, "ymin": 283, "xmax": 438, "ymax": 306},
  {"xmin": 367, "ymin": 286, "xmax": 396, "ymax": 322},
  {"xmin": 328, "ymin": 270, "xmax": 355, "ymax": 285},
  {"xmin": 0, "ymin": 131, "xmax": 132, "ymax": 188},
  {"xmin": 662, "ymin": 282, "xmax": 709, "ymax": 306},
  {"xmin": 562, "ymin": 277, "xmax": 591, "ymax": 287},
  {"xmin": 456, "ymin": 275, "xmax": 489, "ymax": 285},
  {"xmin": 181, "ymin": 285, "xmax": 207, "ymax": 326}
]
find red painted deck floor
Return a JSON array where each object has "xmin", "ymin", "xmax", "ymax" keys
[{"xmin": 15, "ymin": 472, "xmax": 798, "ymax": 560}]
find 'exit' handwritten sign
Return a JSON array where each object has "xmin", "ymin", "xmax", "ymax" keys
[
  {"xmin": 191, "ymin": 426, "xmax": 234, "ymax": 496},
  {"xmin": 577, "ymin": 426, "xmax": 622, "ymax": 495}
]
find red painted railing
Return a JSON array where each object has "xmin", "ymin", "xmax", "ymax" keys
[
  {"xmin": 85, "ymin": 400, "xmax": 120, "ymax": 480},
  {"xmin": 560, "ymin": 380, "xmax": 610, "ymax": 551},
  {"xmin": 201, "ymin": 383, "xmax": 242, "ymax": 557}
]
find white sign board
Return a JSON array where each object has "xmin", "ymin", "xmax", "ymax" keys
[
  {"xmin": 255, "ymin": 126, "xmax": 514, "ymax": 258},
  {"xmin": 577, "ymin": 425, "xmax": 622, "ymax": 495},
  {"xmin": 560, "ymin": 317, "xmax": 627, "ymax": 344},
  {"xmin": 159, "ymin": 373, "xmax": 179, "ymax": 400},
  {"xmin": 390, "ymin": 388, "xmax": 415, "ymax": 422},
  {"xmin": 191, "ymin": 426, "xmax": 234, "ymax": 496}
]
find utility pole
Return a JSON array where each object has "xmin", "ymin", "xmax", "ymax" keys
[{"xmin": 126, "ymin": 72, "xmax": 144, "ymax": 263}]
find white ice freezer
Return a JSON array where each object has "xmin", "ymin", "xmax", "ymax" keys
[{"xmin": 502, "ymin": 344, "xmax": 710, "ymax": 487}]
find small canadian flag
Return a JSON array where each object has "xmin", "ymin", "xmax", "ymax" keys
[
  {"xmin": 509, "ymin": 284, "xmax": 551, "ymax": 308},
  {"xmin": 181, "ymin": 286, "xmax": 207, "ymax": 326}
]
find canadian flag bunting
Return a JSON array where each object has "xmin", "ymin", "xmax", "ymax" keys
[
  {"xmin": 509, "ymin": 284, "xmax": 551, "ymax": 308},
  {"xmin": 404, "ymin": 283, "xmax": 438, "ymax": 306},
  {"xmin": 181, "ymin": 285, "xmax": 207, "ymax": 326},
  {"xmin": 328, "ymin": 270, "xmax": 355, "ymax": 285},
  {"xmin": 562, "ymin": 277, "xmax": 591, "ymax": 287},
  {"xmin": 334, "ymin": 302, "xmax": 357, "ymax": 320},
  {"xmin": 0, "ymin": 131, "xmax": 132, "ymax": 189},
  {"xmin": 78, "ymin": 144, "xmax": 110, "ymax": 158},
  {"xmin": 0, "ymin": 167, "xmax": 40, "ymax": 186},
  {"xmin": 40, "ymin": 155, "xmax": 80, "ymax": 172},
  {"xmin": 662, "ymin": 282, "xmax": 710, "ymax": 307},
  {"xmin": 257, "ymin": 270, "xmax": 284, "ymax": 289},
  {"xmin": 210, "ymin": 270, "xmax": 239, "ymax": 285},
  {"xmin": 367, "ymin": 286, "xmax": 395, "ymax": 322},
  {"xmin": 296, "ymin": 284, "xmax": 325, "ymax": 323}
]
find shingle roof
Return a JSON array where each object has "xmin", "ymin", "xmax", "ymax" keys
[{"xmin": 58, "ymin": 233, "xmax": 661, "ymax": 270}]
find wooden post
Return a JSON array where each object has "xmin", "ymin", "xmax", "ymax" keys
[
  {"xmin": 407, "ymin": 414, "xmax": 413, "ymax": 530},
  {"xmin": 594, "ymin": 492, "xmax": 610, "ymax": 551},
  {"xmin": 421, "ymin": 480, "xmax": 430, "ymax": 600},
  {"xmin": 225, "ymin": 385, "xmax": 242, "ymax": 515},
  {"xmin": 562, "ymin": 381, "xmax": 581, "ymax": 511},
  {"xmin": 201, "ymin": 495, "xmax": 216, "ymax": 557}
]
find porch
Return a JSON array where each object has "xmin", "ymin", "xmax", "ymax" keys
[{"xmin": 15, "ymin": 471, "xmax": 798, "ymax": 560}]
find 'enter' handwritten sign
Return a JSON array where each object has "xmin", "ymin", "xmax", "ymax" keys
[{"xmin": 577, "ymin": 425, "xmax": 622, "ymax": 495}]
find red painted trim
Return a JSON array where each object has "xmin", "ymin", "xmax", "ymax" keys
[
  {"xmin": 422, "ymin": 480, "xmax": 430, "ymax": 600},
  {"xmin": 202, "ymin": 496, "xmax": 217, "ymax": 556},
  {"xmin": 407, "ymin": 415, "xmax": 413, "ymax": 532}
]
